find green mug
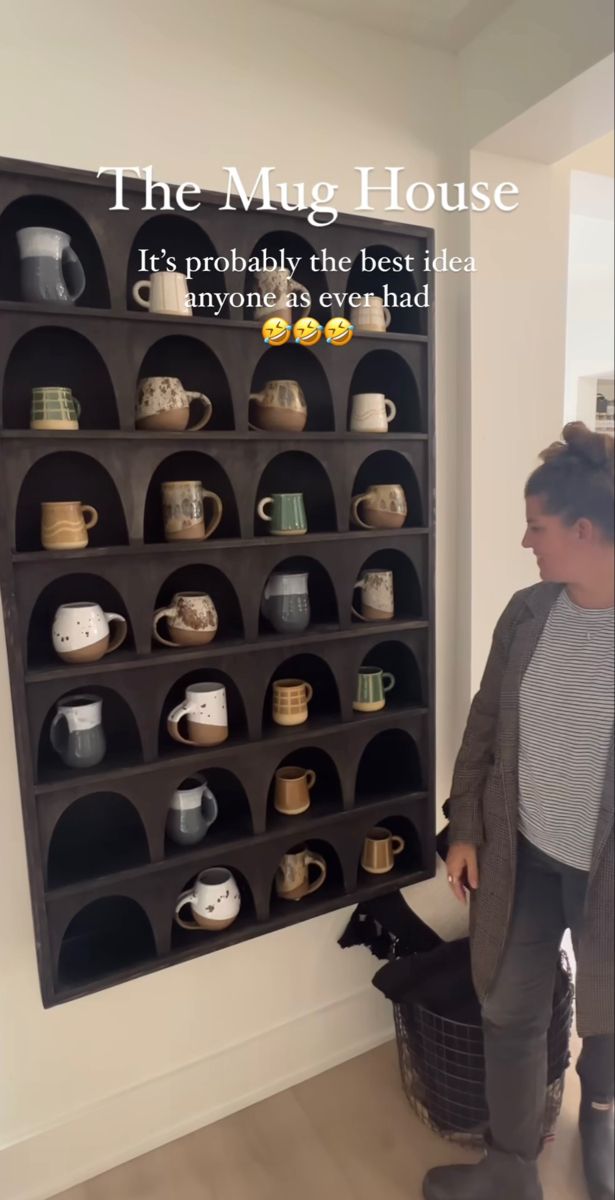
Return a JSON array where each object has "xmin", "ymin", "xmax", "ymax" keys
[
  {"xmin": 353, "ymin": 666, "xmax": 395, "ymax": 713},
  {"xmin": 257, "ymin": 492, "xmax": 307, "ymax": 536},
  {"xmin": 30, "ymin": 386, "xmax": 81, "ymax": 431}
]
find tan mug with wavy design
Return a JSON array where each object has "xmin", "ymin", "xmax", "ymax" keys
[{"xmin": 41, "ymin": 501, "xmax": 98, "ymax": 550}]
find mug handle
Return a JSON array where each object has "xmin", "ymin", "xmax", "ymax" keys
[
  {"xmin": 382, "ymin": 672, "xmax": 396, "ymax": 693},
  {"xmin": 304, "ymin": 852, "xmax": 327, "ymax": 895},
  {"xmin": 61, "ymin": 244, "xmax": 86, "ymax": 301},
  {"xmin": 174, "ymin": 891, "xmax": 201, "ymax": 930},
  {"xmin": 303, "ymin": 682, "xmax": 314, "ymax": 704},
  {"xmin": 185, "ymin": 392, "xmax": 213, "ymax": 431},
  {"xmin": 152, "ymin": 605, "xmax": 178, "ymax": 647},
  {"xmin": 201, "ymin": 490, "xmax": 223, "ymax": 539},
  {"xmin": 73, "ymin": 397, "xmax": 82, "ymax": 418},
  {"xmin": 383, "ymin": 306, "xmax": 391, "ymax": 328},
  {"xmin": 350, "ymin": 494, "xmax": 373, "ymax": 529},
  {"xmin": 305, "ymin": 770, "xmax": 317, "ymax": 790},
  {"xmin": 290, "ymin": 280, "xmax": 311, "ymax": 314},
  {"xmin": 167, "ymin": 700, "xmax": 197, "ymax": 746},
  {"xmin": 248, "ymin": 392, "xmax": 264, "ymax": 431},
  {"xmin": 132, "ymin": 280, "xmax": 151, "ymax": 309},
  {"xmin": 351, "ymin": 578, "xmax": 368, "ymax": 621},
  {"xmin": 103, "ymin": 612, "xmax": 128, "ymax": 654},
  {"xmin": 49, "ymin": 711, "xmax": 66, "ymax": 755},
  {"xmin": 391, "ymin": 836, "xmax": 405, "ymax": 856},
  {"xmin": 384, "ymin": 398, "xmax": 397, "ymax": 423},
  {"xmin": 81, "ymin": 505, "xmax": 98, "ymax": 530},
  {"xmin": 257, "ymin": 496, "xmax": 273, "ymax": 521}
]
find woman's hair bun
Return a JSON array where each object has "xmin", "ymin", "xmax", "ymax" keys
[{"xmin": 539, "ymin": 421, "xmax": 614, "ymax": 469}]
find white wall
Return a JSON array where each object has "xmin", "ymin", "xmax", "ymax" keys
[
  {"xmin": 459, "ymin": 0, "xmax": 614, "ymax": 147},
  {"xmin": 0, "ymin": 3, "xmax": 468, "ymax": 1197},
  {"xmin": 564, "ymin": 172, "xmax": 615, "ymax": 423},
  {"xmin": 468, "ymin": 150, "xmax": 572, "ymax": 684}
]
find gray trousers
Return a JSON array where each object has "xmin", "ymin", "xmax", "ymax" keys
[{"xmin": 482, "ymin": 835, "xmax": 614, "ymax": 1160}]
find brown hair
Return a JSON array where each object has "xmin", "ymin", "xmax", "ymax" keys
[{"xmin": 525, "ymin": 421, "xmax": 614, "ymax": 541}]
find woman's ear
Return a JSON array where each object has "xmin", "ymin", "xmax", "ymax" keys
[{"xmin": 576, "ymin": 517, "xmax": 595, "ymax": 542}]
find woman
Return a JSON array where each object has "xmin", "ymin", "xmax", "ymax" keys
[{"xmin": 423, "ymin": 423, "xmax": 614, "ymax": 1200}]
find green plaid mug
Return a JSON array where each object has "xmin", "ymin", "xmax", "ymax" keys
[{"xmin": 30, "ymin": 386, "xmax": 81, "ymax": 431}]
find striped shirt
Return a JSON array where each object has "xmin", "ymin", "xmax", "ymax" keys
[{"xmin": 518, "ymin": 587, "xmax": 614, "ymax": 870}]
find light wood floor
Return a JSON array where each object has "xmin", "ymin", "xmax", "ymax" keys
[{"xmin": 53, "ymin": 1038, "xmax": 586, "ymax": 1200}]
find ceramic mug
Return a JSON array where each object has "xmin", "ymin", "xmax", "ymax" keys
[
  {"xmin": 275, "ymin": 847, "xmax": 327, "ymax": 902},
  {"xmin": 167, "ymin": 682, "xmax": 228, "ymax": 747},
  {"xmin": 254, "ymin": 269, "xmax": 311, "ymax": 323},
  {"xmin": 257, "ymin": 493, "xmax": 307, "ymax": 536},
  {"xmin": 354, "ymin": 295, "xmax": 391, "ymax": 334},
  {"xmin": 350, "ymin": 393, "xmax": 396, "ymax": 433},
  {"xmin": 52, "ymin": 602, "xmax": 128, "ymax": 663},
  {"xmin": 50, "ymin": 693, "xmax": 106, "ymax": 769},
  {"xmin": 132, "ymin": 271, "xmax": 192, "ymax": 317},
  {"xmin": 361, "ymin": 827, "xmax": 405, "ymax": 875},
  {"xmin": 261, "ymin": 571, "xmax": 310, "ymax": 635},
  {"xmin": 274, "ymin": 767, "xmax": 317, "ymax": 816},
  {"xmin": 174, "ymin": 867, "xmax": 241, "ymax": 931},
  {"xmin": 166, "ymin": 775, "xmax": 218, "ymax": 846},
  {"xmin": 31, "ymin": 386, "xmax": 81, "ymax": 431},
  {"xmin": 136, "ymin": 377, "xmax": 213, "ymax": 432},
  {"xmin": 353, "ymin": 666, "xmax": 395, "ymax": 713},
  {"xmin": 41, "ymin": 501, "xmax": 98, "ymax": 550},
  {"xmin": 352, "ymin": 570, "xmax": 394, "ymax": 622},
  {"xmin": 351, "ymin": 484, "xmax": 407, "ymax": 530},
  {"xmin": 153, "ymin": 592, "xmax": 218, "ymax": 647},
  {"xmin": 161, "ymin": 480, "xmax": 223, "ymax": 541},
  {"xmin": 249, "ymin": 380, "xmax": 307, "ymax": 433},
  {"xmin": 17, "ymin": 226, "xmax": 86, "ymax": 304},
  {"xmin": 272, "ymin": 678, "xmax": 313, "ymax": 727}
]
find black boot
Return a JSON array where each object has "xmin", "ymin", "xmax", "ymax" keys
[
  {"xmin": 422, "ymin": 1146, "xmax": 543, "ymax": 1200},
  {"xmin": 579, "ymin": 1100, "xmax": 615, "ymax": 1200}
]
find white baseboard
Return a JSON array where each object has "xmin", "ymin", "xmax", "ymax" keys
[{"xmin": 0, "ymin": 986, "xmax": 393, "ymax": 1200}]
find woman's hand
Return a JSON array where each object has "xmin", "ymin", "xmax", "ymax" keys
[{"xmin": 446, "ymin": 843, "xmax": 479, "ymax": 904}]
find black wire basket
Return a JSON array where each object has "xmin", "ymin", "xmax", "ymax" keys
[{"xmin": 393, "ymin": 951, "xmax": 574, "ymax": 1147}]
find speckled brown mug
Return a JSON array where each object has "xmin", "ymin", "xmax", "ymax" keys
[
  {"xmin": 136, "ymin": 376, "xmax": 213, "ymax": 432},
  {"xmin": 153, "ymin": 592, "xmax": 218, "ymax": 647}
]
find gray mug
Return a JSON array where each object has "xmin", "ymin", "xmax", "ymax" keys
[
  {"xmin": 261, "ymin": 571, "xmax": 310, "ymax": 634},
  {"xmin": 50, "ymin": 694, "xmax": 106, "ymax": 769}
]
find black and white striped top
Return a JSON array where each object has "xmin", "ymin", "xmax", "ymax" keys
[{"xmin": 518, "ymin": 587, "xmax": 614, "ymax": 870}]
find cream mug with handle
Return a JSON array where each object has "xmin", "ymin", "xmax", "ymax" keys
[
  {"xmin": 353, "ymin": 295, "xmax": 391, "ymax": 334},
  {"xmin": 132, "ymin": 272, "xmax": 192, "ymax": 317},
  {"xmin": 350, "ymin": 393, "xmax": 397, "ymax": 433}
]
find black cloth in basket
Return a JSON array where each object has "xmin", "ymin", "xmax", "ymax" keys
[{"xmin": 384, "ymin": 940, "xmax": 574, "ymax": 1144}]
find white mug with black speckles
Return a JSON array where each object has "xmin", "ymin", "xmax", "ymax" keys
[{"xmin": 167, "ymin": 682, "xmax": 228, "ymax": 747}]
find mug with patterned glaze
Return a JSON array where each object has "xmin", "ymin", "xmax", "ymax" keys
[
  {"xmin": 351, "ymin": 484, "xmax": 407, "ymax": 531},
  {"xmin": 161, "ymin": 480, "xmax": 223, "ymax": 541},
  {"xmin": 153, "ymin": 592, "xmax": 218, "ymax": 647},
  {"xmin": 275, "ymin": 847, "xmax": 327, "ymax": 901},
  {"xmin": 136, "ymin": 376, "xmax": 213, "ymax": 432}
]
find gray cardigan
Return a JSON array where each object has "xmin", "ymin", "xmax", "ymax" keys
[{"xmin": 448, "ymin": 581, "xmax": 614, "ymax": 1036}]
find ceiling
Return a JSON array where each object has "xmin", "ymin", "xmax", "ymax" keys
[{"xmin": 263, "ymin": 0, "xmax": 514, "ymax": 51}]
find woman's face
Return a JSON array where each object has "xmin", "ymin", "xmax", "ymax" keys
[{"xmin": 522, "ymin": 494, "xmax": 584, "ymax": 582}]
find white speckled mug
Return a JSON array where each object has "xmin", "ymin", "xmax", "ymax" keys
[
  {"xmin": 174, "ymin": 867, "xmax": 241, "ymax": 931},
  {"xmin": 167, "ymin": 682, "xmax": 228, "ymax": 747},
  {"xmin": 52, "ymin": 602, "xmax": 127, "ymax": 663}
]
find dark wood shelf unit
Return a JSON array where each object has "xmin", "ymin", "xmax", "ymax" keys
[{"xmin": 0, "ymin": 155, "xmax": 436, "ymax": 1005}]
